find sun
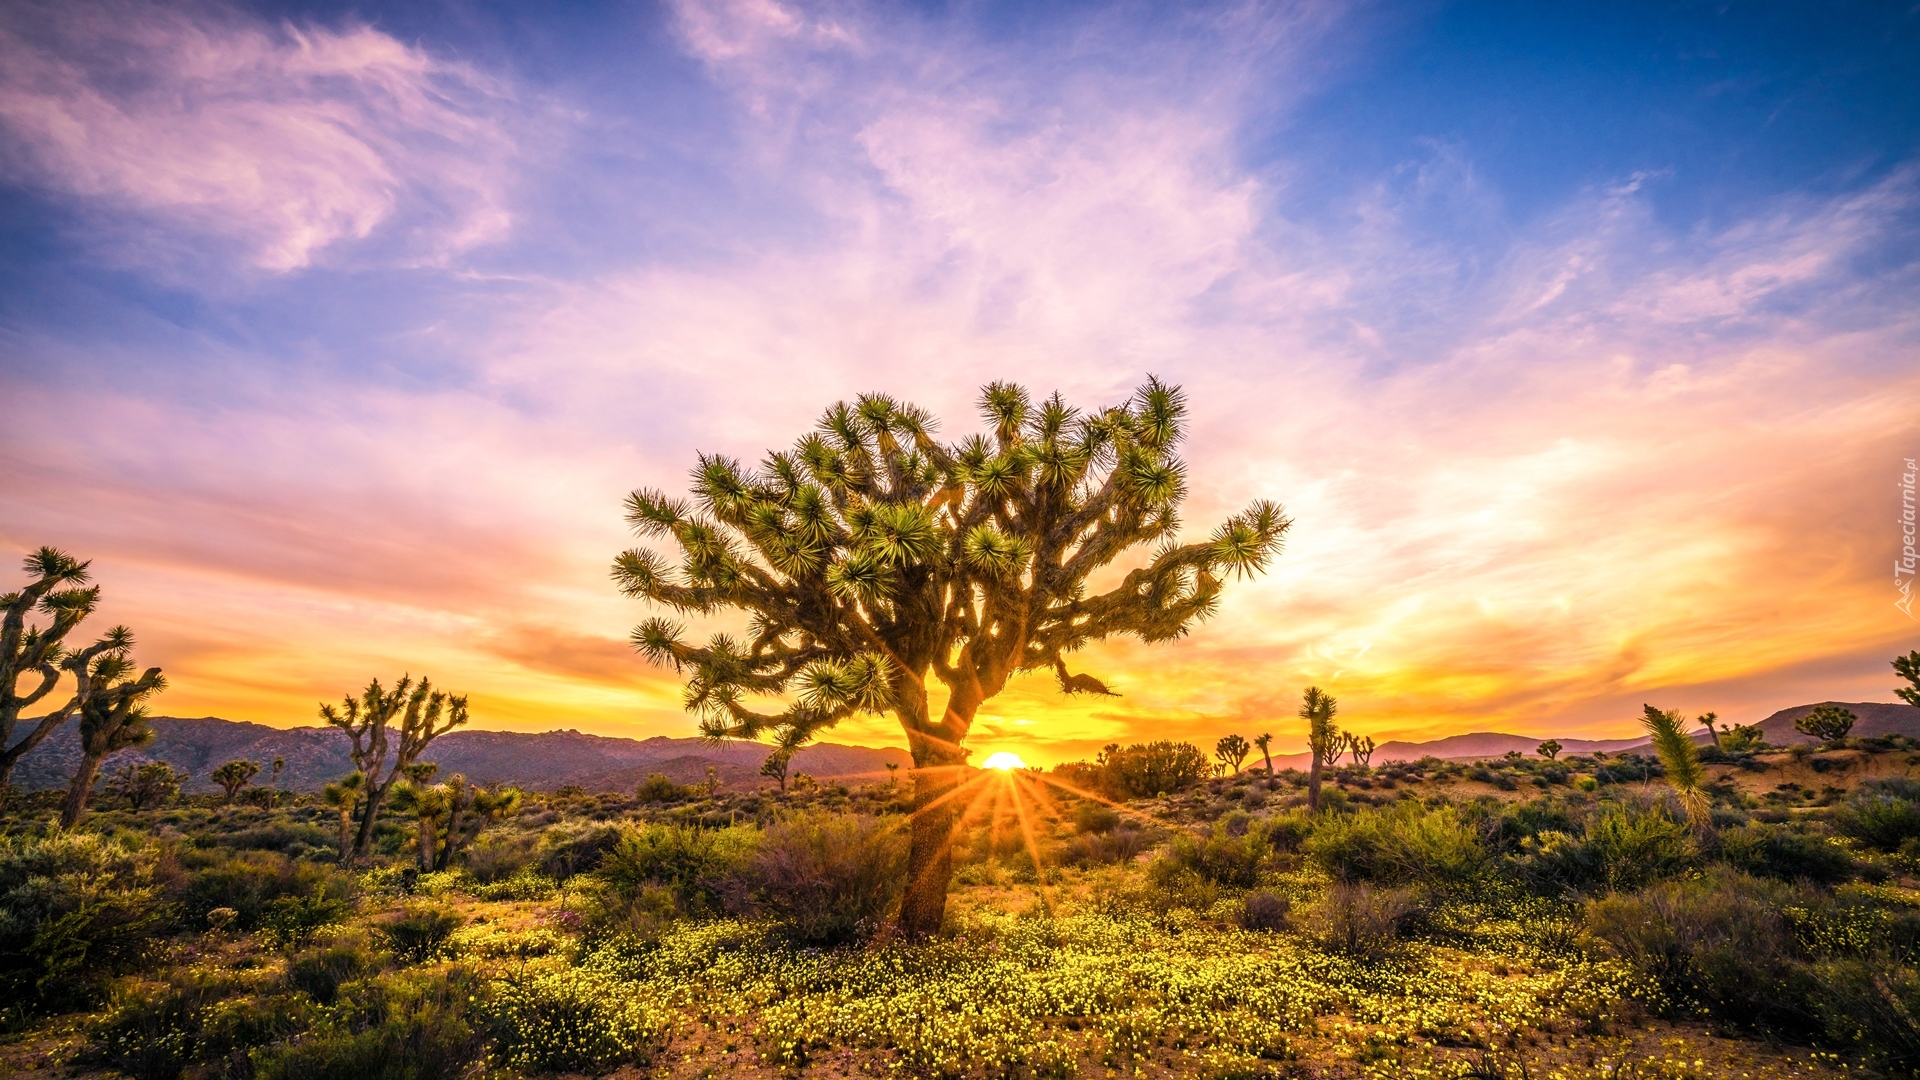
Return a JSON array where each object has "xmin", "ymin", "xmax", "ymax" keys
[{"xmin": 981, "ymin": 751, "xmax": 1027, "ymax": 771}]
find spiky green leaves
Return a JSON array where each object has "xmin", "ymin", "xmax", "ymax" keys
[
  {"xmin": 1209, "ymin": 500, "xmax": 1289, "ymax": 578},
  {"xmin": 1641, "ymin": 704, "xmax": 1709, "ymax": 825},
  {"xmin": 797, "ymin": 653, "xmax": 894, "ymax": 713},
  {"xmin": 963, "ymin": 524, "xmax": 1031, "ymax": 580}
]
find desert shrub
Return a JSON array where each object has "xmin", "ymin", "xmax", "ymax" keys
[
  {"xmin": 482, "ymin": 967, "xmax": 666, "ymax": 1074},
  {"xmin": 213, "ymin": 822, "xmax": 335, "ymax": 855},
  {"xmin": 1303, "ymin": 802, "xmax": 1485, "ymax": 890},
  {"xmin": 1240, "ymin": 891, "xmax": 1290, "ymax": 931},
  {"xmin": 1717, "ymin": 825, "xmax": 1854, "ymax": 885},
  {"xmin": 1101, "ymin": 741, "xmax": 1211, "ymax": 798},
  {"xmin": 0, "ymin": 831, "xmax": 175, "ymax": 1014},
  {"xmin": 1073, "ymin": 803, "xmax": 1121, "ymax": 834},
  {"xmin": 1583, "ymin": 870, "xmax": 1820, "ymax": 1039},
  {"xmin": 1155, "ymin": 824, "xmax": 1269, "ymax": 889},
  {"xmin": 461, "ymin": 831, "xmax": 540, "ymax": 883},
  {"xmin": 1306, "ymin": 882, "xmax": 1416, "ymax": 958},
  {"xmin": 97, "ymin": 967, "xmax": 307, "ymax": 1080},
  {"xmin": 1519, "ymin": 803, "xmax": 1691, "ymax": 895},
  {"xmin": 1833, "ymin": 785, "xmax": 1920, "ymax": 852},
  {"xmin": 259, "ymin": 889, "xmax": 350, "ymax": 950},
  {"xmin": 1062, "ymin": 828, "xmax": 1150, "ymax": 866},
  {"xmin": 181, "ymin": 849, "xmax": 349, "ymax": 929},
  {"xmin": 252, "ymin": 967, "xmax": 487, "ymax": 1080},
  {"xmin": 1811, "ymin": 955, "xmax": 1920, "ymax": 1074},
  {"xmin": 288, "ymin": 934, "xmax": 386, "ymax": 1004},
  {"xmin": 467, "ymin": 867, "xmax": 555, "ymax": 901},
  {"xmin": 538, "ymin": 824, "xmax": 625, "ymax": 879},
  {"xmin": 1260, "ymin": 809, "xmax": 1314, "ymax": 854},
  {"xmin": 379, "ymin": 904, "xmax": 463, "ymax": 964},
  {"xmin": 737, "ymin": 813, "xmax": 908, "ymax": 946},
  {"xmin": 635, "ymin": 773, "xmax": 691, "ymax": 803},
  {"xmin": 586, "ymin": 822, "xmax": 758, "ymax": 935}
]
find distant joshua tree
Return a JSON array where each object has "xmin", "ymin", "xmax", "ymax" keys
[
  {"xmin": 1794, "ymin": 705, "xmax": 1856, "ymax": 748},
  {"xmin": 1252, "ymin": 733, "xmax": 1274, "ymax": 775},
  {"xmin": 1302, "ymin": 687, "xmax": 1339, "ymax": 812},
  {"xmin": 1536, "ymin": 739, "xmax": 1562, "ymax": 761},
  {"xmin": 107, "ymin": 761, "xmax": 186, "ymax": 811},
  {"xmin": 1347, "ymin": 733, "xmax": 1376, "ymax": 769},
  {"xmin": 1215, "ymin": 734, "xmax": 1250, "ymax": 775},
  {"xmin": 211, "ymin": 759, "xmax": 260, "ymax": 803},
  {"xmin": 1641, "ymin": 705, "xmax": 1708, "ymax": 826},
  {"xmin": 322, "ymin": 675, "xmax": 468, "ymax": 864},
  {"xmin": 1696, "ymin": 712, "xmax": 1723, "ymax": 750}
]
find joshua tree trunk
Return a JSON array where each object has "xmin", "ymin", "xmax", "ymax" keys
[
  {"xmin": 1307, "ymin": 754, "xmax": 1323, "ymax": 812},
  {"xmin": 59, "ymin": 754, "xmax": 102, "ymax": 830},
  {"xmin": 417, "ymin": 814, "xmax": 438, "ymax": 873},
  {"xmin": 899, "ymin": 745, "xmax": 966, "ymax": 939},
  {"xmin": 336, "ymin": 810, "xmax": 353, "ymax": 861}
]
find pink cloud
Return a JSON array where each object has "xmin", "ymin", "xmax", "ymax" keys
[{"xmin": 0, "ymin": 0, "xmax": 518, "ymax": 270}]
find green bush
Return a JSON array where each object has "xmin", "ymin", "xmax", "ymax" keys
[
  {"xmin": 1155, "ymin": 824, "xmax": 1269, "ymax": 889},
  {"xmin": 97, "ymin": 967, "xmax": 306, "ymax": 1080},
  {"xmin": 1073, "ymin": 803, "xmax": 1121, "ymax": 835},
  {"xmin": 1303, "ymin": 802, "xmax": 1485, "ymax": 890},
  {"xmin": 0, "ymin": 831, "xmax": 174, "ymax": 1013},
  {"xmin": 586, "ymin": 822, "xmax": 758, "ymax": 934},
  {"xmin": 482, "ymin": 967, "xmax": 666, "ymax": 1074},
  {"xmin": 1717, "ymin": 825, "xmax": 1854, "ymax": 885},
  {"xmin": 1833, "ymin": 784, "xmax": 1920, "ymax": 852},
  {"xmin": 1811, "ymin": 956, "xmax": 1920, "ymax": 1074},
  {"xmin": 181, "ymin": 849, "xmax": 348, "ymax": 929},
  {"xmin": 288, "ymin": 935, "xmax": 386, "ymax": 1004},
  {"xmin": 251, "ymin": 967, "xmax": 486, "ymax": 1080},
  {"xmin": 1306, "ymin": 881, "xmax": 1416, "ymax": 958},
  {"xmin": 378, "ymin": 904, "xmax": 462, "ymax": 964},
  {"xmin": 1584, "ymin": 870, "xmax": 1820, "ymax": 1039},
  {"xmin": 1520, "ymin": 803, "xmax": 1691, "ymax": 895},
  {"xmin": 259, "ymin": 889, "xmax": 350, "ymax": 950},
  {"xmin": 740, "ymin": 813, "xmax": 908, "ymax": 946}
]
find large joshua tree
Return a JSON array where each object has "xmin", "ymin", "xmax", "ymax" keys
[
  {"xmin": 615, "ymin": 379, "xmax": 1289, "ymax": 936},
  {"xmin": 321, "ymin": 676, "xmax": 468, "ymax": 864},
  {"xmin": 1301, "ymin": 686, "xmax": 1338, "ymax": 811}
]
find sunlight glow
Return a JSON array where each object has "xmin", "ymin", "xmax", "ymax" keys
[{"xmin": 982, "ymin": 751, "xmax": 1027, "ymax": 771}]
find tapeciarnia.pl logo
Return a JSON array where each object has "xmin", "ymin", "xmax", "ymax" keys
[{"xmin": 1899, "ymin": 457, "xmax": 1917, "ymax": 619}]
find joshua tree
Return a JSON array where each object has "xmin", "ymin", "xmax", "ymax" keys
[
  {"xmin": 1348, "ymin": 733, "xmax": 1376, "ymax": 768},
  {"xmin": 1252, "ymin": 732, "xmax": 1274, "ymax": 775},
  {"xmin": 322, "ymin": 675, "xmax": 468, "ymax": 863},
  {"xmin": 1, "ymin": 548, "xmax": 104, "ymax": 794},
  {"xmin": 1641, "ymin": 705, "xmax": 1708, "ymax": 826},
  {"xmin": 211, "ymin": 759, "xmax": 260, "ymax": 803},
  {"xmin": 1794, "ymin": 704, "xmax": 1856, "ymax": 748},
  {"xmin": 107, "ymin": 761, "xmax": 186, "ymax": 810},
  {"xmin": 390, "ymin": 763, "xmax": 445, "ymax": 871},
  {"xmin": 1302, "ymin": 687, "xmax": 1339, "ymax": 811},
  {"xmin": 433, "ymin": 776, "xmax": 521, "ymax": 871},
  {"xmin": 1696, "ymin": 712, "xmax": 1723, "ymax": 750},
  {"xmin": 1536, "ymin": 739, "xmax": 1562, "ymax": 761},
  {"xmin": 60, "ymin": 631, "xmax": 166, "ymax": 828},
  {"xmin": 1215, "ymin": 734, "xmax": 1250, "ymax": 775},
  {"xmin": 614, "ymin": 379, "xmax": 1289, "ymax": 936},
  {"xmin": 1894, "ymin": 652, "xmax": 1920, "ymax": 709},
  {"xmin": 322, "ymin": 773, "xmax": 365, "ymax": 863},
  {"xmin": 760, "ymin": 724, "xmax": 813, "ymax": 793}
]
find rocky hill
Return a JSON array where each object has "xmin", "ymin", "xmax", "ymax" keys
[{"xmin": 9, "ymin": 717, "xmax": 910, "ymax": 794}]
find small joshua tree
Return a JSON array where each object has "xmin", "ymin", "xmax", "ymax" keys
[
  {"xmin": 1536, "ymin": 739, "xmax": 1562, "ymax": 761},
  {"xmin": 107, "ymin": 761, "xmax": 186, "ymax": 810},
  {"xmin": 434, "ymin": 776, "xmax": 521, "ymax": 871},
  {"xmin": 1302, "ymin": 687, "xmax": 1339, "ymax": 812},
  {"xmin": 211, "ymin": 759, "xmax": 260, "ymax": 803},
  {"xmin": 1794, "ymin": 705, "xmax": 1856, "ymax": 748},
  {"xmin": 615, "ymin": 379, "xmax": 1289, "ymax": 936},
  {"xmin": 322, "ymin": 676, "xmax": 468, "ymax": 863},
  {"xmin": 1641, "ymin": 705, "xmax": 1708, "ymax": 826},
  {"xmin": 60, "ymin": 629, "xmax": 166, "ymax": 829},
  {"xmin": 1252, "ymin": 732, "xmax": 1274, "ymax": 775},
  {"xmin": 1215, "ymin": 734, "xmax": 1250, "ymax": 775},
  {"xmin": 322, "ymin": 773, "xmax": 365, "ymax": 863},
  {"xmin": 1696, "ymin": 712, "xmax": 1723, "ymax": 750}
]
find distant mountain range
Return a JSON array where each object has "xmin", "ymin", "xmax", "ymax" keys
[{"xmin": 9, "ymin": 700, "xmax": 1915, "ymax": 794}]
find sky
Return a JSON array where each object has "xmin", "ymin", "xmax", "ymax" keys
[{"xmin": 1, "ymin": 0, "xmax": 1917, "ymax": 767}]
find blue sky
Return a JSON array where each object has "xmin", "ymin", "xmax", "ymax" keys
[{"xmin": 1, "ymin": 0, "xmax": 1915, "ymax": 759}]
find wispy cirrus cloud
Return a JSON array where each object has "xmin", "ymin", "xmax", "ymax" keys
[{"xmin": 0, "ymin": 0, "xmax": 519, "ymax": 271}]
